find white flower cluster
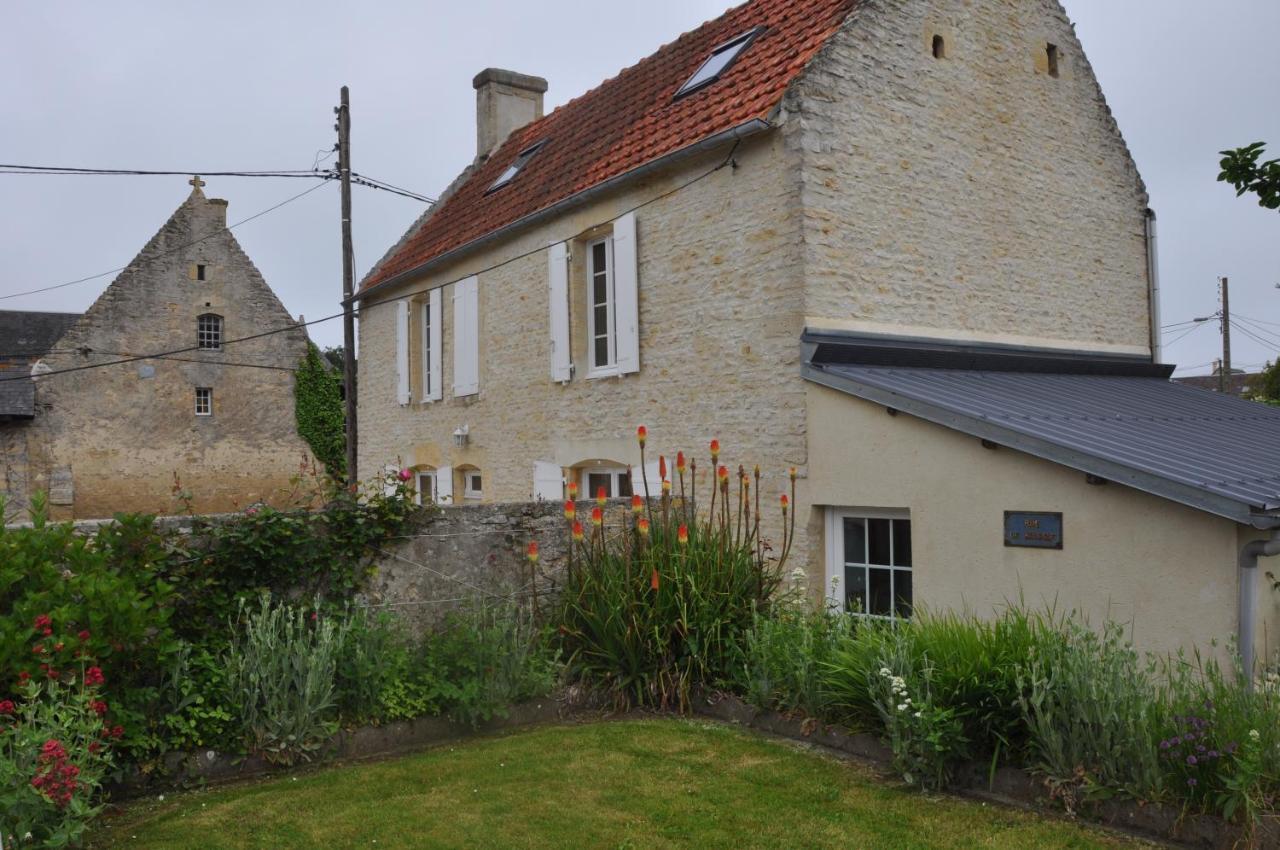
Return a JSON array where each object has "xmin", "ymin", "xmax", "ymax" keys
[{"xmin": 879, "ymin": 668, "xmax": 922, "ymax": 718}]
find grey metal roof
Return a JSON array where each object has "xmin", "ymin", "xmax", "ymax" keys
[
  {"xmin": 803, "ymin": 332, "xmax": 1280, "ymax": 527},
  {"xmin": 0, "ymin": 311, "xmax": 79, "ymax": 419}
]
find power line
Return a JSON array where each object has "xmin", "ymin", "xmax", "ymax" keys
[
  {"xmin": 1233, "ymin": 315, "xmax": 1280, "ymax": 345},
  {"xmin": 96, "ymin": 350, "xmax": 298, "ymax": 372},
  {"xmin": 1235, "ymin": 314, "xmax": 1280, "ymax": 329},
  {"xmin": 1163, "ymin": 321, "xmax": 1212, "ymax": 348},
  {"xmin": 0, "ymin": 311, "xmax": 348, "ymax": 383},
  {"xmin": 0, "ymin": 164, "xmax": 331, "ymax": 178},
  {"xmin": 1230, "ymin": 320, "xmax": 1280, "ymax": 353},
  {"xmin": 351, "ymin": 173, "xmax": 436, "ymax": 204},
  {"xmin": 0, "ymin": 179, "xmax": 335, "ymax": 302}
]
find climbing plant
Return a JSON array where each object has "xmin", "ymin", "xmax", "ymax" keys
[{"xmin": 294, "ymin": 343, "xmax": 346, "ymax": 478}]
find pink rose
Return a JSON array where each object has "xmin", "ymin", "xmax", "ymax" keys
[{"xmin": 398, "ymin": 469, "xmax": 412, "ymax": 482}]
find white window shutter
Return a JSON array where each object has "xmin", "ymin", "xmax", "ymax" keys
[
  {"xmin": 383, "ymin": 464, "xmax": 399, "ymax": 497},
  {"xmin": 533, "ymin": 461, "xmax": 564, "ymax": 501},
  {"xmin": 452, "ymin": 276, "xmax": 479, "ymax": 397},
  {"xmin": 641, "ymin": 460, "xmax": 663, "ymax": 499},
  {"xmin": 425, "ymin": 288, "xmax": 443, "ymax": 401},
  {"xmin": 612, "ymin": 212, "xmax": 640, "ymax": 375},
  {"xmin": 547, "ymin": 242, "xmax": 572, "ymax": 382},
  {"xmin": 395, "ymin": 300, "xmax": 411, "ymax": 405},
  {"xmin": 436, "ymin": 465, "xmax": 454, "ymax": 505}
]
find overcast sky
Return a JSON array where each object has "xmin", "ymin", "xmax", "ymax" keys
[{"xmin": 3, "ymin": 1, "xmax": 1278, "ymax": 375}]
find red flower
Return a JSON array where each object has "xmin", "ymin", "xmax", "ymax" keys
[
  {"xmin": 567, "ymin": 480, "xmax": 579, "ymax": 498},
  {"xmin": 0, "ymin": 700, "xmax": 14, "ymax": 715},
  {"xmin": 591, "ymin": 507, "xmax": 603, "ymax": 528},
  {"xmin": 651, "ymin": 569, "xmax": 660, "ymax": 591},
  {"xmin": 88, "ymin": 741, "xmax": 101, "ymax": 755},
  {"xmin": 53, "ymin": 642, "xmax": 64, "ymax": 652},
  {"xmin": 710, "ymin": 439, "xmax": 720, "ymax": 462},
  {"xmin": 676, "ymin": 451, "xmax": 686, "ymax": 473},
  {"xmin": 637, "ymin": 518, "xmax": 651, "ymax": 537},
  {"xmin": 84, "ymin": 667, "xmax": 105, "ymax": 687},
  {"xmin": 42, "ymin": 628, "xmax": 52, "ymax": 637},
  {"xmin": 18, "ymin": 671, "xmax": 30, "ymax": 683},
  {"xmin": 677, "ymin": 524, "xmax": 689, "ymax": 545},
  {"xmin": 526, "ymin": 541, "xmax": 539, "ymax": 563},
  {"xmin": 33, "ymin": 645, "xmax": 45, "ymax": 655},
  {"xmin": 32, "ymin": 614, "xmax": 51, "ymax": 631},
  {"xmin": 91, "ymin": 700, "xmax": 108, "ymax": 716},
  {"xmin": 572, "ymin": 520, "xmax": 585, "ymax": 542},
  {"xmin": 661, "ymin": 479, "xmax": 671, "ymax": 494},
  {"xmin": 780, "ymin": 494, "xmax": 789, "ymax": 511},
  {"xmin": 398, "ymin": 468, "xmax": 412, "ymax": 482},
  {"xmin": 631, "ymin": 494, "xmax": 643, "ymax": 514},
  {"xmin": 658, "ymin": 455, "xmax": 667, "ymax": 480},
  {"xmin": 636, "ymin": 424, "xmax": 647, "ymax": 447},
  {"xmin": 77, "ymin": 630, "xmax": 90, "ymax": 642},
  {"xmin": 595, "ymin": 486, "xmax": 607, "ymax": 508},
  {"xmin": 111, "ymin": 725, "xmax": 124, "ymax": 739},
  {"xmin": 564, "ymin": 499, "xmax": 576, "ymax": 521},
  {"xmin": 717, "ymin": 465, "xmax": 729, "ymax": 482}
]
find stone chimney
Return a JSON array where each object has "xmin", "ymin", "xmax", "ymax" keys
[{"xmin": 472, "ymin": 69, "xmax": 547, "ymax": 158}]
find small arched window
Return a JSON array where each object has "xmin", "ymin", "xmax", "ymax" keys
[
  {"xmin": 197, "ymin": 314, "xmax": 223, "ymax": 350},
  {"xmin": 931, "ymin": 34, "xmax": 946, "ymax": 59}
]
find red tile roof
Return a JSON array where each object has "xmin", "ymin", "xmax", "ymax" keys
[{"xmin": 360, "ymin": 0, "xmax": 857, "ymax": 294}]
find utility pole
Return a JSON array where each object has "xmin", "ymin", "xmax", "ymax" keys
[
  {"xmin": 1220, "ymin": 276, "xmax": 1232, "ymax": 394},
  {"xmin": 337, "ymin": 86, "xmax": 358, "ymax": 486}
]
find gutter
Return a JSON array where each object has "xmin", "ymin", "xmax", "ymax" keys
[
  {"xmin": 352, "ymin": 118, "xmax": 774, "ymax": 305},
  {"xmin": 1238, "ymin": 529, "xmax": 1280, "ymax": 686},
  {"xmin": 1145, "ymin": 209, "xmax": 1163, "ymax": 363}
]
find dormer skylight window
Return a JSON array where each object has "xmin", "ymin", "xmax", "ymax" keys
[
  {"xmin": 673, "ymin": 27, "xmax": 764, "ymax": 99},
  {"xmin": 487, "ymin": 140, "xmax": 547, "ymax": 193}
]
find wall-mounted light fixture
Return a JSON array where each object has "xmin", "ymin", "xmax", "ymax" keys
[{"xmin": 453, "ymin": 424, "xmax": 470, "ymax": 448}]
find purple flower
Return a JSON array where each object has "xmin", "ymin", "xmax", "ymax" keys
[
  {"xmin": 1196, "ymin": 744, "xmax": 1206, "ymax": 753},
  {"xmin": 1159, "ymin": 740, "xmax": 1171, "ymax": 750},
  {"xmin": 1207, "ymin": 750, "xmax": 1219, "ymax": 759},
  {"xmin": 1187, "ymin": 755, "xmax": 1198, "ymax": 766},
  {"xmin": 1188, "ymin": 778, "xmax": 1198, "ymax": 787}
]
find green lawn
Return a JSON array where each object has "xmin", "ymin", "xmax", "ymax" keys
[{"xmin": 91, "ymin": 719, "xmax": 1154, "ymax": 849}]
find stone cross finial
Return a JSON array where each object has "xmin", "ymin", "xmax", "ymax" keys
[{"xmin": 189, "ymin": 175, "xmax": 205, "ymax": 189}]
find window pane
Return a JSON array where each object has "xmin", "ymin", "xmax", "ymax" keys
[
  {"xmin": 842, "ymin": 518, "xmax": 865, "ymax": 564},
  {"xmin": 592, "ymin": 241, "xmax": 607, "ymax": 273},
  {"xmin": 617, "ymin": 474, "xmax": 633, "ymax": 498},
  {"xmin": 844, "ymin": 566, "xmax": 866, "ymax": 614},
  {"xmin": 868, "ymin": 519, "xmax": 892, "ymax": 565},
  {"xmin": 894, "ymin": 570, "xmax": 913, "ymax": 618},
  {"xmin": 593, "ymin": 276, "xmax": 608, "ymax": 307},
  {"xmin": 868, "ymin": 568, "xmax": 893, "ymax": 617},
  {"xmin": 594, "ymin": 335, "xmax": 609, "ymax": 368},
  {"xmin": 892, "ymin": 519, "xmax": 912, "ymax": 567},
  {"xmin": 593, "ymin": 303, "xmax": 608, "ymax": 328},
  {"xmin": 471, "ymin": 474, "xmax": 482, "ymax": 490},
  {"xmin": 587, "ymin": 473, "xmax": 612, "ymax": 499}
]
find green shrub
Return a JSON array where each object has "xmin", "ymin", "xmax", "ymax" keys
[
  {"xmin": 732, "ymin": 605, "xmax": 849, "ymax": 717},
  {"xmin": 154, "ymin": 642, "xmax": 237, "ymax": 754},
  {"xmin": 335, "ymin": 608, "xmax": 411, "ymax": 727},
  {"xmin": 0, "ymin": 672, "xmax": 115, "ymax": 849},
  {"xmin": 425, "ymin": 602, "xmax": 560, "ymax": 727},
  {"xmin": 555, "ymin": 432, "xmax": 794, "ymax": 710},
  {"xmin": 223, "ymin": 596, "xmax": 347, "ymax": 765}
]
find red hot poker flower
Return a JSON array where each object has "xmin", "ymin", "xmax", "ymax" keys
[
  {"xmin": 676, "ymin": 451, "xmax": 686, "ymax": 473},
  {"xmin": 677, "ymin": 524, "xmax": 689, "ymax": 545},
  {"xmin": 526, "ymin": 541, "xmax": 539, "ymax": 563},
  {"xmin": 717, "ymin": 465, "xmax": 729, "ymax": 482},
  {"xmin": 661, "ymin": 479, "xmax": 672, "ymax": 494},
  {"xmin": 567, "ymin": 480, "xmax": 579, "ymax": 498},
  {"xmin": 637, "ymin": 518, "xmax": 651, "ymax": 536},
  {"xmin": 631, "ymin": 494, "xmax": 643, "ymax": 514},
  {"xmin": 658, "ymin": 455, "xmax": 667, "ymax": 480},
  {"xmin": 651, "ymin": 569, "xmax": 660, "ymax": 591},
  {"xmin": 591, "ymin": 507, "xmax": 603, "ymax": 527},
  {"xmin": 572, "ymin": 521, "xmax": 585, "ymax": 542},
  {"xmin": 564, "ymin": 499, "xmax": 576, "ymax": 521},
  {"xmin": 596, "ymin": 486, "xmax": 607, "ymax": 508},
  {"xmin": 710, "ymin": 439, "xmax": 720, "ymax": 462},
  {"xmin": 636, "ymin": 424, "xmax": 647, "ymax": 446},
  {"xmin": 780, "ymin": 494, "xmax": 790, "ymax": 511}
]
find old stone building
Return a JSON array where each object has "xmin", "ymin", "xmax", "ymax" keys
[
  {"xmin": 355, "ymin": 0, "xmax": 1280, "ymax": 664},
  {"xmin": 0, "ymin": 179, "xmax": 315, "ymax": 521}
]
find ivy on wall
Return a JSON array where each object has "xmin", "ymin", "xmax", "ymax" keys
[{"xmin": 295, "ymin": 344, "xmax": 346, "ymax": 478}]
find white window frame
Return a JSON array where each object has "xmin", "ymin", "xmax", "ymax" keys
[
  {"xmin": 463, "ymin": 469, "xmax": 483, "ymax": 501},
  {"xmin": 414, "ymin": 470, "xmax": 437, "ymax": 507},
  {"xmin": 824, "ymin": 507, "xmax": 912, "ymax": 619},
  {"xmin": 579, "ymin": 465, "xmax": 632, "ymax": 500},
  {"xmin": 194, "ymin": 387, "xmax": 213, "ymax": 417},
  {"xmin": 419, "ymin": 289, "xmax": 443, "ymax": 403},
  {"xmin": 586, "ymin": 236, "xmax": 617, "ymax": 377}
]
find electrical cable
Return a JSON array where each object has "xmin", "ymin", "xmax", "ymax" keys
[
  {"xmin": 1162, "ymin": 321, "xmax": 1212, "ymax": 348},
  {"xmin": 0, "ymin": 179, "xmax": 335, "ymax": 302}
]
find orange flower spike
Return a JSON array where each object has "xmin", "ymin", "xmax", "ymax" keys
[
  {"xmin": 526, "ymin": 541, "xmax": 539, "ymax": 563},
  {"xmin": 567, "ymin": 480, "xmax": 579, "ymax": 498},
  {"xmin": 631, "ymin": 493, "xmax": 643, "ymax": 514},
  {"xmin": 717, "ymin": 465, "xmax": 729, "ymax": 483},
  {"xmin": 564, "ymin": 499, "xmax": 576, "ymax": 521},
  {"xmin": 780, "ymin": 493, "xmax": 790, "ymax": 512},
  {"xmin": 658, "ymin": 455, "xmax": 667, "ymax": 480},
  {"xmin": 710, "ymin": 439, "xmax": 720, "ymax": 464},
  {"xmin": 651, "ymin": 569, "xmax": 660, "ymax": 591},
  {"xmin": 637, "ymin": 517, "xmax": 651, "ymax": 536},
  {"xmin": 677, "ymin": 524, "xmax": 689, "ymax": 545},
  {"xmin": 676, "ymin": 451, "xmax": 686, "ymax": 474},
  {"xmin": 662, "ymin": 478, "xmax": 672, "ymax": 495},
  {"xmin": 636, "ymin": 424, "xmax": 647, "ymax": 447},
  {"xmin": 596, "ymin": 486, "xmax": 607, "ymax": 508},
  {"xmin": 572, "ymin": 520, "xmax": 585, "ymax": 542},
  {"xmin": 790, "ymin": 466, "xmax": 797, "ymax": 482},
  {"xmin": 591, "ymin": 506, "xmax": 603, "ymax": 527}
]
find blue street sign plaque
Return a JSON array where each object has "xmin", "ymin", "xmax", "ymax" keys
[{"xmin": 1003, "ymin": 511, "xmax": 1063, "ymax": 549}]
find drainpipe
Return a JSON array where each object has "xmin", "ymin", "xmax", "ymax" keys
[
  {"xmin": 1144, "ymin": 209, "xmax": 1163, "ymax": 363},
  {"xmin": 1239, "ymin": 529, "xmax": 1280, "ymax": 685}
]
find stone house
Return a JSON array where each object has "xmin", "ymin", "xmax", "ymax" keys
[
  {"xmin": 0, "ymin": 180, "xmax": 315, "ymax": 521},
  {"xmin": 355, "ymin": 0, "xmax": 1280, "ymax": 664}
]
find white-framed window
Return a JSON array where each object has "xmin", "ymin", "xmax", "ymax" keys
[
  {"xmin": 580, "ymin": 465, "xmax": 632, "ymax": 500},
  {"xmin": 419, "ymin": 289, "xmax": 442, "ymax": 402},
  {"xmin": 415, "ymin": 470, "xmax": 437, "ymax": 507},
  {"xmin": 587, "ymin": 237, "xmax": 616, "ymax": 375},
  {"xmin": 463, "ymin": 470, "xmax": 483, "ymax": 500},
  {"xmin": 197, "ymin": 314, "xmax": 223, "ymax": 350},
  {"xmin": 194, "ymin": 387, "xmax": 213, "ymax": 416},
  {"xmin": 825, "ymin": 508, "xmax": 912, "ymax": 618}
]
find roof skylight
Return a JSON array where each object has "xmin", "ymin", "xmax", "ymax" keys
[
  {"xmin": 674, "ymin": 27, "xmax": 763, "ymax": 99},
  {"xmin": 487, "ymin": 140, "xmax": 546, "ymax": 193}
]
